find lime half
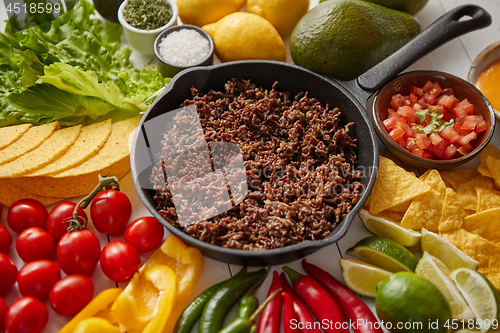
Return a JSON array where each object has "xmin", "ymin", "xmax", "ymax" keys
[
  {"xmin": 339, "ymin": 258, "xmax": 393, "ymax": 297},
  {"xmin": 346, "ymin": 236, "xmax": 419, "ymax": 272},
  {"xmin": 416, "ymin": 252, "xmax": 475, "ymax": 320},
  {"xmin": 451, "ymin": 268, "xmax": 500, "ymax": 333},
  {"xmin": 420, "ymin": 228, "xmax": 479, "ymax": 271},
  {"xmin": 359, "ymin": 209, "xmax": 421, "ymax": 247}
]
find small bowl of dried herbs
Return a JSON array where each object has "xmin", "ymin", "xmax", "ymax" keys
[{"xmin": 118, "ymin": 0, "xmax": 178, "ymax": 56}]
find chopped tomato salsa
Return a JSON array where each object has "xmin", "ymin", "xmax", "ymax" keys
[{"xmin": 384, "ymin": 80, "xmax": 487, "ymax": 160}]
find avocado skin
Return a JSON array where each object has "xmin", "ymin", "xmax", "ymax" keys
[
  {"xmin": 290, "ymin": 0, "xmax": 421, "ymax": 81},
  {"xmin": 320, "ymin": 0, "xmax": 429, "ymax": 15}
]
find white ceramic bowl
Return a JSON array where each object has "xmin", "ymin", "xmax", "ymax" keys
[
  {"xmin": 118, "ymin": 0, "xmax": 178, "ymax": 56},
  {"xmin": 468, "ymin": 40, "xmax": 500, "ymax": 120}
]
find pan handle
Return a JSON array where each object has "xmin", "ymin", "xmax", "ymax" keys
[{"xmin": 356, "ymin": 4, "xmax": 491, "ymax": 92}]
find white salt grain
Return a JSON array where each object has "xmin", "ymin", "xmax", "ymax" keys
[{"xmin": 159, "ymin": 29, "xmax": 210, "ymax": 67}]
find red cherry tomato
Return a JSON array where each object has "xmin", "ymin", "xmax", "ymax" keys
[
  {"xmin": 0, "ymin": 225, "xmax": 12, "ymax": 253},
  {"xmin": 49, "ymin": 274, "xmax": 94, "ymax": 316},
  {"xmin": 16, "ymin": 227, "xmax": 56, "ymax": 262},
  {"xmin": 7, "ymin": 199, "xmax": 48, "ymax": 234},
  {"xmin": 4, "ymin": 296, "xmax": 48, "ymax": 333},
  {"xmin": 100, "ymin": 241, "xmax": 141, "ymax": 282},
  {"xmin": 90, "ymin": 189, "xmax": 132, "ymax": 236},
  {"xmin": 57, "ymin": 230, "xmax": 100, "ymax": 276},
  {"xmin": 124, "ymin": 216, "xmax": 165, "ymax": 253},
  {"xmin": 0, "ymin": 253, "xmax": 17, "ymax": 296},
  {"xmin": 17, "ymin": 260, "xmax": 61, "ymax": 300},
  {"xmin": 0, "ymin": 297, "xmax": 7, "ymax": 331},
  {"xmin": 46, "ymin": 201, "xmax": 88, "ymax": 241}
]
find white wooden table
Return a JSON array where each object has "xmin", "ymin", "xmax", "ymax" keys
[{"xmin": 1, "ymin": 0, "xmax": 500, "ymax": 332}]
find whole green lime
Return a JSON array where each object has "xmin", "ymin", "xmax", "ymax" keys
[
  {"xmin": 375, "ymin": 272, "xmax": 452, "ymax": 333},
  {"xmin": 290, "ymin": 0, "xmax": 421, "ymax": 80}
]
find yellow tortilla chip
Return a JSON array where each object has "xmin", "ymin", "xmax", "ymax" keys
[
  {"xmin": 27, "ymin": 120, "xmax": 113, "ymax": 176},
  {"xmin": 488, "ymin": 255, "xmax": 500, "ymax": 290},
  {"xmin": 438, "ymin": 188, "xmax": 465, "ymax": 233},
  {"xmin": 462, "ymin": 208, "xmax": 500, "ymax": 243},
  {"xmin": 0, "ymin": 122, "xmax": 59, "ymax": 165},
  {"xmin": 0, "ymin": 125, "xmax": 81, "ymax": 178},
  {"xmin": 0, "ymin": 179, "xmax": 61, "ymax": 206},
  {"xmin": 382, "ymin": 151, "xmax": 415, "ymax": 173},
  {"xmin": 486, "ymin": 155, "xmax": 500, "ymax": 190},
  {"xmin": 478, "ymin": 161, "xmax": 493, "ymax": 178},
  {"xmin": 476, "ymin": 187, "xmax": 500, "ymax": 212},
  {"xmin": 441, "ymin": 228, "xmax": 500, "ymax": 272},
  {"xmin": 455, "ymin": 175, "xmax": 494, "ymax": 211},
  {"xmin": 369, "ymin": 156, "xmax": 432, "ymax": 215},
  {"xmin": 0, "ymin": 123, "xmax": 33, "ymax": 150},
  {"xmin": 14, "ymin": 116, "xmax": 140, "ymax": 198},
  {"xmin": 401, "ymin": 169, "xmax": 447, "ymax": 232},
  {"xmin": 419, "ymin": 169, "xmax": 433, "ymax": 182},
  {"xmin": 377, "ymin": 210, "xmax": 405, "ymax": 222},
  {"xmin": 388, "ymin": 201, "xmax": 411, "ymax": 213},
  {"xmin": 439, "ymin": 169, "xmax": 480, "ymax": 190}
]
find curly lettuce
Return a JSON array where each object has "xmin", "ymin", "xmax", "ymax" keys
[{"xmin": 0, "ymin": 0, "xmax": 169, "ymax": 127}]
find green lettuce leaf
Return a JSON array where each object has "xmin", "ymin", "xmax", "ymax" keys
[{"xmin": 0, "ymin": 0, "xmax": 169, "ymax": 128}]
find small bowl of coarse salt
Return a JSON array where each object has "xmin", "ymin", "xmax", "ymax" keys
[{"xmin": 154, "ymin": 25, "xmax": 215, "ymax": 78}]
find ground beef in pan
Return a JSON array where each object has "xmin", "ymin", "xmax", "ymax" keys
[{"xmin": 151, "ymin": 79, "xmax": 363, "ymax": 250}]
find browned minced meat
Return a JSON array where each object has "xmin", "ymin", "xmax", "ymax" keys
[{"xmin": 151, "ymin": 79, "xmax": 363, "ymax": 251}]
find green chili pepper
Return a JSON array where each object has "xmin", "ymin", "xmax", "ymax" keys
[
  {"xmin": 174, "ymin": 268, "xmax": 247, "ymax": 333},
  {"xmin": 238, "ymin": 296, "xmax": 259, "ymax": 320},
  {"xmin": 199, "ymin": 268, "xmax": 267, "ymax": 333},
  {"xmin": 218, "ymin": 289, "xmax": 282, "ymax": 333}
]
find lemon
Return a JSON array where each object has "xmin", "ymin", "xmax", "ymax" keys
[
  {"xmin": 346, "ymin": 236, "xmax": 419, "ymax": 273},
  {"xmin": 376, "ymin": 272, "xmax": 453, "ymax": 333},
  {"xmin": 416, "ymin": 252, "xmax": 475, "ymax": 320},
  {"xmin": 176, "ymin": 0, "xmax": 245, "ymax": 27},
  {"xmin": 247, "ymin": 0, "xmax": 310, "ymax": 36},
  {"xmin": 339, "ymin": 258, "xmax": 393, "ymax": 297},
  {"xmin": 202, "ymin": 12, "xmax": 287, "ymax": 63},
  {"xmin": 420, "ymin": 228, "xmax": 479, "ymax": 271},
  {"xmin": 359, "ymin": 209, "xmax": 421, "ymax": 247},
  {"xmin": 451, "ymin": 268, "xmax": 500, "ymax": 333}
]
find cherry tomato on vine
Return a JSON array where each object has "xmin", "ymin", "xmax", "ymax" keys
[
  {"xmin": 46, "ymin": 201, "xmax": 88, "ymax": 241},
  {"xmin": 49, "ymin": 274, "xmax": 94, "ymax": 316},
  {"xmin": 0, "ymin": 297, "xmax": 7, "ymax": 331},
  {"xmin": 0, "ymin": 253, "xmax": 17, "ymax": 296},
  {"xmin": 57, "ymin": 229, "xmax": 100, "ymax": 276},
  {"xmin": 124, "ymin": 216, "xmax": 165, "ymax": 253},
  {"xmin": 7, "ymin": 199, "xmax": 48, "ymax": 234},
  {"xmin": 0, "ymin": 225, "xmax": 12, "ymax": 253},
  {"xmin": 16, "ymin": 227, "xmax": 56, "ymax": 262},
  {"xmin": 4, "ymin": 296, "xmax": 48, "ymax": 333},
  {"xmin": 90, "ymin": 189, "xmax": 132, "ymax": 236},
  {"xmin": 17, "ymin": 260, "xmax": 61, "ymax": 300},
  {"xmin": 100, "ymin": 241, "xmax": 141, "ymax": 282}
]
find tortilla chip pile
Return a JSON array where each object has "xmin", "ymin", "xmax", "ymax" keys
[
  {"xmin": 0, "ymin": 116, "xmax": 140, "ymax": 206},
  {"xmin": 366, "ymin": 145, "xmax": 500, "ymax": 287}
]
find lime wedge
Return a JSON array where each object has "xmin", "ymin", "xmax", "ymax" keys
[
  {"xmin": 346, "ymin": 236, "xmax": 419, "ymax": 272},
  {"xmin": 420, "ymin": 228, "xmax": 479, "ymax": 271},
  {"xmin": 339, "ymin": 258, "xmax": 393, "ymax": 298},
  {"xmin": 451, "ymin": 268, "xmax": 500, "ymax": 333},
  {"xmin": 359, "ymin": 209, "xmax": 421, "ymax": 247},
  {"xmin": 416, "ymin": 252, "xmax": 475, "ymax": 320}
]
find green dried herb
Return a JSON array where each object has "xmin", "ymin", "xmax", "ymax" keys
[{"xmin": 123, "ymin": 0, "xmax": 173, "ymax": 30}]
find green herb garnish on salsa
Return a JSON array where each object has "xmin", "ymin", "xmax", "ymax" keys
[
  {"xmin": 124, "ymin": 0, "xmax": 173, "ymax": 30},
  {"xmin": 383, "ymin": 80, "xmax": 487, "ymax": 160}
]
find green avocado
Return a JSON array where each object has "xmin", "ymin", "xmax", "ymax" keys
[
  {"xmin": 290, "ymin": 0, "xmax": 421, "ymax": 81},
  {"xmin": 321, "ymin": 0, "xmax": 429, "ymax": 15}
]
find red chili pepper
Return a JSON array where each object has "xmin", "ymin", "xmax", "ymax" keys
[
  {"xmin": 280, "ymin": 273, "xmax": 321, "ymax": 333},
  {"xmin": 302, "ymin": 259, "xmax": 383, "ymax": 333},
  {"xmin": 282, "ymin": 266, "xmax": 347, "ymax": 333},
  {"xmin": 257, "ymin": 271, "xmax": 283, "ymax": 333},
  {"xmin": 282, "ymin": 291, "xmax": 300, "ymax": 333}
]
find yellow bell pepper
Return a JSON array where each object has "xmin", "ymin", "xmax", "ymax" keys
[
  {"xmin": 73, "ymin": 318, "xmax": 120, "ymax": 333},
  {"xmin": 59, "ymin": 288, "xmax": 122, "ymax": 333},
  {"xmin": 111, "ymin": 235, "xmax": 203, "ymax": 333}
]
